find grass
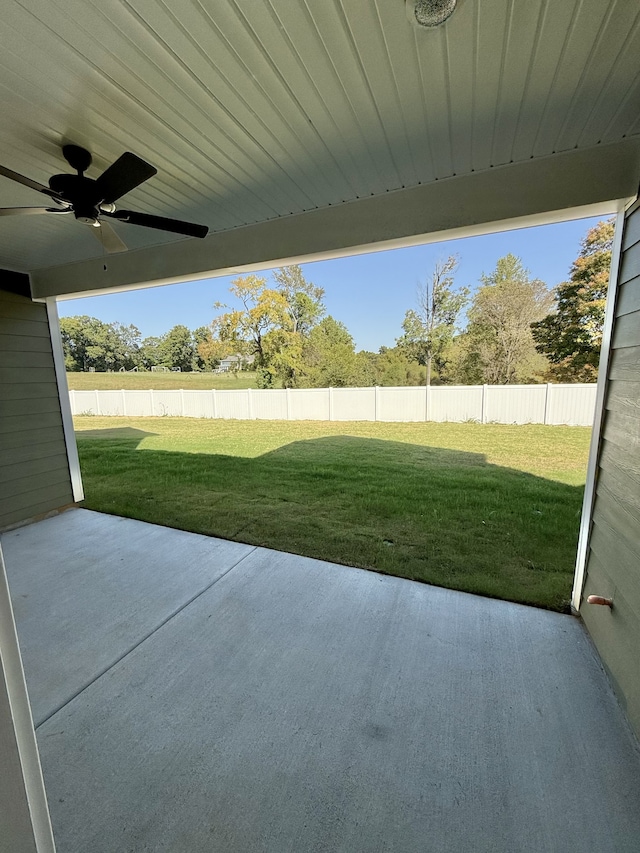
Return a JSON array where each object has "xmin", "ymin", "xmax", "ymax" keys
[
  {"xmin": 74, "ymin": 418, "xmax": 591, "ymax": 611},
  {"xmin": 66, "ymin": 371, "xmax": 266, "ymax": 391}
]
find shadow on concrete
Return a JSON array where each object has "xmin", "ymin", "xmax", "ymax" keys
[{"xmin": 75, "ymin": 430, "xmax": 583, "ymax": 610}]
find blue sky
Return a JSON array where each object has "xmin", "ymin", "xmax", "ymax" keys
[{"xmin": 58, "ymin": 215, "xmax": 603, "ymax": 353}]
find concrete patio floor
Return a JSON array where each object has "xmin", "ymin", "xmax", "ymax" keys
[{"xmin": 3, "ymin": 509, "xmax": 640, "ymax": 852}]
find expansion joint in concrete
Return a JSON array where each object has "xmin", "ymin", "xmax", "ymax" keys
[{"xmin": 35, "ymin": 546, "xmax": 257, "ymax": 729}]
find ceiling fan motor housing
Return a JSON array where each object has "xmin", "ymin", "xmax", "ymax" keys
[{"xmin": 48, "ymin": 173, "xmax": 101, "ymax": 225}]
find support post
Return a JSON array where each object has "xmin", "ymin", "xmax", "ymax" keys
[
  {"xmin": 247, "ymin": 387, "xmax": 254, "ymax": 419},
  {"xmin": 150, "ymin": 389, "xmax": 154, "ymax": 416},
  {"xmin": 0, "ymin": 544, "xmax": 57, "ymax": 853},
  {"xmin": 121, "ymin": 389, "xmax": 127, "ymax": 417},
  {"xmin": 286, "ymin": 388, "xmax": 291, "ymax": 421},
  {"xmin": 328, "ymin": 387, "xmax": 334, "ymax": 421},
  {"xmin": 45, "ymin": 299, "xmax": 84, "ymax": 502},
  {"xmin": 211, "ymin": 389, "xmax": 217, "ymax": 419},
  {"xmin": 374, "ymin": 385, "xmax": 380, "ymax": 422},
  {"xmin": 481, "ymin": 384, "xmax": 488, "ymax": 424},
  {"xmin": 572, "ymin": 204, "xmax": 626, "ymax": 612},
  {"xmin": 180, "ymin": 388, "xmax": 185, "ymax": 417}
]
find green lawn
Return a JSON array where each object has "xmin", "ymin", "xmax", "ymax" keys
[
  {"xmin": 74, "ymin": 417, "xmax": 591, "ymax": 611},
  {"xmin": 66, "ymin": 371, "xmax": 265, "ymax": 391}
]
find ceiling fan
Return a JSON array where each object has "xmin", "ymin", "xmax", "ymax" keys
[{"xmin": 0, "ymin": 144, "xmax": 209, "ymax": 253}]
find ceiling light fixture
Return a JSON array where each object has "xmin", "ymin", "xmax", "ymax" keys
[{"xmin": 406, "ymin": 0, "xmax": 458, "ymax": 28}]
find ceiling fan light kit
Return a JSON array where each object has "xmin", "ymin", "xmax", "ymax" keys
[{"xmin": 0, "ymin": 144, "xmax": 209, "ymax": 253}]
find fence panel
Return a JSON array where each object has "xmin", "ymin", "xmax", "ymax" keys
[
  {"xmin": 289, "ymin": 389, "xmax": 330, "ymax": 420},
  {"xmin": 429, "ymin": 386, "xmax": 484, "ymax": 422},
  {"xmin": 69, "ymin": 384, "xmax": 597, "ymax": 425},
  {"xmin": 214, "ymin": 390, "xmax": 251, "ymax": 420},
  {"xmin": 252, "ymin": 389, "xmax": 288, "ymax": 420},
  {"xmin": 546, "ymin": 383, "xmax": 597, "ymax": 426},
  {"xmin": 332, "ymin": 387, "xmax": 376, "ymax": 421},
  {"xmin": 485, "ymin": 385, "xmax": 547, "ymax": 424},
  {"xmin": 150, "ymin": 391, "xmax": 182, "ymax": 417},
  {"xmin": 182, "ymin": 390, "xmax": 215, "ymax": 418},
  {"xmin": 377, "ymin": 387, "xmax": 427, "ymax": 421}
]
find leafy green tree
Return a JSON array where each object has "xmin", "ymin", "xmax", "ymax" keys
[
  {"xmin": 461, "ymin": 255, "xmax": 552, "ymax": 384},
  {"xmin": 60, "ymin": 316, "xmax": 140, "ymax": 372},
  {"xmin": 531, "ymin": 218, "xmax": 614, "ymax": 381},
  {"xmin": 163, "ymin": 325, "xmax": 196, "ymax": 372},
  {"xmin": 375, "ymin": 347, "xmax": 426, "ymax": 386},
  {"xmin": 272, "ymin": 264, "xmax": 325, "ymax": 335},
  {"xmin": 301, "ymin": 317, "xmax": 360, "ymax": 387},
  {"xmin": 193, "ymin": 326, "xmax": 214, "ymax": 370},
  {"xmin": 138, "ymin": 336, "xmax": 167, "ymax": 370},
  {"xmin": 397, "ymin": 256, "xmax": 468, "ymax": 385}
]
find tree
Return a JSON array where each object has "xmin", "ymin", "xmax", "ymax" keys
[
  {"xmin": 375, "ymin": 347, "xmax": 425, "ymax": 386},
  {"xmin": 208, "ymin": 267, "xmax": 325, "ymax": 387},
  {"xmin": 138, "ymin": 336, "xmax": 166, "ymax": 370},
  {"xmin": 210, "ymin": 275, "xmax": 288, "ymax": 364},
  {"xmin": 531, "ymin": 218, "xmax": 615, "ymax": 381},
  {"xmin": 462, "ymin": 255, "xmax": 553, "ymax": 384},
  {"xmin": 60, "ymin": 316, "xmax": 140, "ymax": 372},
  {"xmin": 301, "ymin": 317, "xmax": 360, "ymax": 387},
  {"xmin": 272, "ymin": 264, "xmax": 325, "ymax": 336},
  {"xmin": 163, "ymin": 325, "xmax": 196, "ymax": 372},
  {"xmin": 397, "ymin": 256, "xmax": 468, "ymax": 385},
  {"xmin": 193, "ymin": 325, "xmax": 215, "ymax": 370}
]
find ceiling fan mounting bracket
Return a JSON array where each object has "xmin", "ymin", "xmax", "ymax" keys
[{"xmin": 62, "ymin": 144, "xmax": 92, "ymax": 175}]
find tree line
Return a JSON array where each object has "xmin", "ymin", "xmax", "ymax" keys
[{"xmin": 61, "ymin": 218, "xmax": 613, "ymax": 386}]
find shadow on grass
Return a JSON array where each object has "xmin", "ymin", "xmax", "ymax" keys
[{"xmin": 76, "ymin": 429, "xmax": 583, "ymax": 611}]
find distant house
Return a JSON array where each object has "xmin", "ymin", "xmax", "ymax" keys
[{"xmin": 216, "ymin": 354, "xmax": 255, "ymax": 373}]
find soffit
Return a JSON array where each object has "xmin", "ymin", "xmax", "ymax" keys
[{"xmin": 1, "ymin": 0, "xmax": 639, "ymax": 274}]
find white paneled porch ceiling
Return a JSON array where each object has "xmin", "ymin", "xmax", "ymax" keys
[{"xmin": 1, "ymin": 0, "xmax": 640, "ymax": 277}]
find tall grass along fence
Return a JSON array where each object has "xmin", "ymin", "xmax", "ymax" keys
[{"xmin": 69, "ymin": 383, "xmax": 597, "ymax": 426}]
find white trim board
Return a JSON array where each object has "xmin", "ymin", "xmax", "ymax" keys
[
  {"xmin": 46, "ymin": 299, "xmax": 84, "ymax": 503},
  {"xmin": 571, "ymin": 200, "xmax": 629, "ymax": 612},
  {"xmin": 0, "ymin": 544, "xmax": 57, "ymax": 853}
]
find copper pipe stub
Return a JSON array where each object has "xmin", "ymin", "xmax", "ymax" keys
[{"xmin": 587, "ymin": 595, "xmax": 613, "ymax": 608}]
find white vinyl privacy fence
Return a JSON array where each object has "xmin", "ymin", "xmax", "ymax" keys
[{"xmin": 70, "ymin": 384, "xmax": 597, "ymax": 426}]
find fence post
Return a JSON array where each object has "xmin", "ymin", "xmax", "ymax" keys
[
  {"xmin": 150, "ymin": 389, "xmax": 154, "ymax": 416},
  {"xmin": 544, "ymin": 383, "xmax": 552, "ymax": 425},
  {"xmin": 425, "ymin": 384, "xmax": 431, "ymax": 422},
  {"xmin": 286, "ymin": 387, "xmax": 291, "ymax": 421},
  {"xmin": 179, "ymin": 388, "xmax": 185, "ymax": 417},
  {"xmin": 212, "ymin": 389, "xmax": 217, "ymax": 419},
  {"xmin": 328, "ymin": 387, "xmax": 334, "ymax": 421},
  {"xmin": 121, "ymin": 389, "xmax": 126, "ymax": 417},
  {"xmin": 247, "ymin": 387, "xmax": 254, "ymax": 419},
  {"xmin": 481, "ymin": 384, "xmax": 488, "ymax": 424},
  {"xmin": 374, "ymin": 385, "xmax": 380, "ymax": 422},
  {"xmin": 95, "ymin": 390, "xmax": 101, "ymax": 417}
]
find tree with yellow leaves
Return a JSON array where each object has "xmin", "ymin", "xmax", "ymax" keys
[{"xmin": 531, "ymin": 219, "xmax": 614, "ymax": 382}]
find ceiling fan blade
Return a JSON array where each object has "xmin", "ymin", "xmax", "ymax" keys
[
  {"xmin": 0, "ymin": 164, "xmax": 62, "ymax": 199},
  {"xmin": 94, "ymin": 153, "xmax": 157, "ymax": 204},
  {"xmin": 91, "ymin": 220, "xmax": 129, "ymax": 254},
  {"xmin": 107, "ymin": 209, "xmax": 208, "ymax": 238},
  {"xmin": 0, "ymin": 206, "xmax": 71, "ymax": 216}
]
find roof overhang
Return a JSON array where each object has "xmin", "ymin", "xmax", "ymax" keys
[
  {"xmin": 30, "ymin": 138, "xmax": 639, "ymax": 300},
  {"xmin": 1, "ymin": 0, "xmax": 639, "ymax": 298}
]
